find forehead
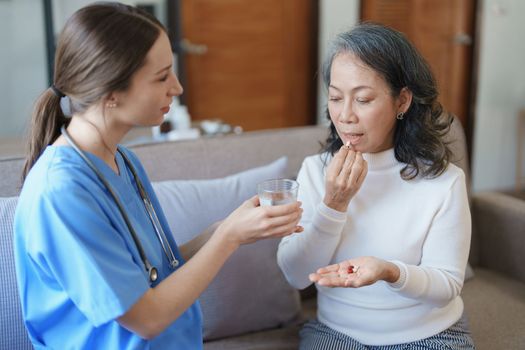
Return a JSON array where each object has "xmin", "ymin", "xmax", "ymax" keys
[
  {"xmin": 330, "ymin": 53, "xmax": 387, "ymax": 88},
  {"xmin": 141, "ymin": 31, "xmax": 173, "ymax": 72}
]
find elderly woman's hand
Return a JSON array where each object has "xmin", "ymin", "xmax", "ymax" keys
[
  {"xmin": 323, "ymin": 144, "xmax": 368, "ymax": 212},
  {"xmin": 308, "ymin": 256, "xmax": 400, "ymax": 288}
]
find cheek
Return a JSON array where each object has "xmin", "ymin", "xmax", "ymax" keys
[
  {"xmin": 327, "ymin": 103, "xmax": 340, "ymax": 122},
  {"xmin": 373, "ymin": 120, "xmax": 397, "ymax": 144}
]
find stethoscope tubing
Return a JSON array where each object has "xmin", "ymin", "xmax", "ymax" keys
[{"xmin": 60, "ymin": 125, "xmax": 172, "ymax": 284}]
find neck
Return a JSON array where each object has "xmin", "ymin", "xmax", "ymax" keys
[
  {"xmin": 56, "ymin": 110, "xmax": 129, "ymax": 172},
  {"xmin": 362, "ymin": 148, "xmax": 398, "ymax": 171}
]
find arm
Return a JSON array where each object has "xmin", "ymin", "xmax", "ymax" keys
[
  {"xmin": 277, "ymin": 149, "xmax": 367, "ymax": 289},
  {"xmin": 118, "ymin": 197, "xmax": 302, "ymax": 339},
  {"xmin": 390, "ymin": 171, "xmax": 471, "ymax": 305},
  {"xmin": 178, "ymin": 221, "xmax": 221, "ymax": 262},
  {"xmin": 310, "ymin": 169, "xmax": 471, "ymax": 306},
  {"xmin": 278, "ymin": 202, "xmax": 346, "ymax": 290}
]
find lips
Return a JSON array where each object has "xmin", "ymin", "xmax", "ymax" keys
[
  {"xmin": 342, "ymin": 132, "xmax": 363, "ymax": 145},
  {"xmin": 161, "ymin": 106, "xmax": 170, "ymax": 114}
]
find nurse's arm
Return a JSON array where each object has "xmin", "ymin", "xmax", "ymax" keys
[
  {"xmin": 117, "ymin": 226, "xmax": 238, "ymax": 339},
  {"xmin": 178, "ymin": 221, "xmax": 222, "ymax": 261}
]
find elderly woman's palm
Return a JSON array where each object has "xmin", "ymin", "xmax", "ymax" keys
[{"xmin": 309, "ymin": 256, "xmax": 387, "ymax": 288}]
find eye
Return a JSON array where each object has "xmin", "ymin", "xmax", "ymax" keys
[
  {"xmin": 328, "ymin": 96, "xmax": 342, "ymax": 102},
  {"xmin": 159, "ymin": 74, "xmax": 169, "ymax": 82},
  {"xmin": 355, "ymin": 98, "xmax": 370, "ymax": 104}
]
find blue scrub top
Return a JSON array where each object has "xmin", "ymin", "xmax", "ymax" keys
[{"xmin": 14, "ymin": 145, "xmax": 202, "ymax": 349}]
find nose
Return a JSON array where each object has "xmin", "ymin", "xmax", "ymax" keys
[
  {"xmin": 169, "ymin": 73, "xmax": 184, "ymax": 97},
  {"xmin": 338, "ymin": 101, "xmax": 357, "ymax": 124}
]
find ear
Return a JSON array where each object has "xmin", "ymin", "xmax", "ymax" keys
[
  {"xmin": 105, "ymin": 92, "xmax": 119, "ymax": 104},
  {"xmin": 103, "ymin": 92, "xmax": 121, "ymax": 109},
  {"xmin": 397, "ymin": 87, "xmax": 413, "ymax": 114}
]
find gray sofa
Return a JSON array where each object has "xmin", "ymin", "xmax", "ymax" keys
[{"xmin": 1, "ymin": 121, "xmax": 524, "ymax": 349}]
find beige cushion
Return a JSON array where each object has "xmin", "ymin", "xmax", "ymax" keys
[{"xmin": 462, "ymin": 268, "xmax": 525, "ymax": 349}]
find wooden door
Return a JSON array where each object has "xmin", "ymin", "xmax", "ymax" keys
[
  {"xmin": 176, "ymin": 0, "xmax": 317, "ymax": 131},
  {"xmin": 361, "ymin": 0, "xmax": 475, "ymax": 128}
]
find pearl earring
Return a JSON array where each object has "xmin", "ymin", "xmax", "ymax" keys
[{"xmin": 107, "ymin": 102, "xmax": 117, "ymax": 109}]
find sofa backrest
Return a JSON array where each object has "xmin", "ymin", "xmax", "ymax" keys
[
  {"xmin": 0, "ymin": 126, "xmax": 328, "ymax": 197},
  {"xmin": 0, "ymin": 120, "xmax": 469, "ymax": 197}
]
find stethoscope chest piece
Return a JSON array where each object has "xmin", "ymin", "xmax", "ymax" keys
[{"xmin": 149, "ymin": 266, "xmax": 158, "ymax": 283}]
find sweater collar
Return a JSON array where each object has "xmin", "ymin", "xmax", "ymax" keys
[{"xmin": 362, "ymin": 148, "xmax": 398, "ymax": 171}]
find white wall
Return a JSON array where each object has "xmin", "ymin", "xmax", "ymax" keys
[
  {"xmin": 317, "ymin": 0, "xmax": 360, "ymax": 125},
  {"xmin": 471, "ymin": 0, "xmax": 525, "ymax": 192},
  {"xmin": 0, "ymin": 1, "xmax": 47, "ymax": 138}
]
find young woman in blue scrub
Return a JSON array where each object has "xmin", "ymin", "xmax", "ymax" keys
[{"xmin": 13, "ymin": 3, "xmax": 302, "ymax": 349}]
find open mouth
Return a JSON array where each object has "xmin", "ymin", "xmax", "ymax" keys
[{"xmin": 343, "ymin": 133, "xmax": 363, "ymax": 145}]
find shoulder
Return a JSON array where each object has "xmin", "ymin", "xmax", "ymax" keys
[
  {"xmin": 302, "ymin": 152, "xmax": 329, "ymax": 170},
  {"xmin": 118, "ymin": 146, "xmax": 148, "ymax": 178},
  {"xmin": 118, "ymin": 145, "xmax": 140, "ymax": 163},
  {"xmin": 18, "ymin": 147, "xmax": 111, "ymax": 218},
  {"xmin": 435, "ymin": 162, "xmax": 466, "ymax": 185},
  {"xmin": 118, "ymin": 146, "xmax": 155, "ymax": 197},
  {"xmin": 297, "ymin": 153, "xmax": 330, "ymax": 189},
  {"xmin": 418, "ymin": 162, "xmax": 466, "ymax": 194},
  {"xmin": 23, "ymin": 146, "xmax": 97, "ymax": 194}
]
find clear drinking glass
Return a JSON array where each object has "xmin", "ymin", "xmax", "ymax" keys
[{"xmin": 257, "ymin": 179, "xmax": 299, "ymax": 206}]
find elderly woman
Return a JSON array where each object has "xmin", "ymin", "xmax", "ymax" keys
[{"xmin": 277, "ymin": 23, "xmax": 475, "ymax": 350}]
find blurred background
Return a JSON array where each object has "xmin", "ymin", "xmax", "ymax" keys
[{"xmin": 0, "ymin": 0, "xmax": 524, "ymax": 194}]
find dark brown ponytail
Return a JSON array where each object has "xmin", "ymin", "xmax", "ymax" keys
[{"xmin": 22, "ymin": 89, "xmax": 69, "ymax": 180}]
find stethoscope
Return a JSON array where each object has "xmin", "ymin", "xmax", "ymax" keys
[{"xmin": 61, "ymin": 125, "xmax": 179, "ymax": 285}]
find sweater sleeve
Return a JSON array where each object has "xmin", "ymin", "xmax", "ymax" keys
[
  {"xmin": 387, "ymin": 169, "xmax": 471, "ymax": 306},
  {"xmin": 277, "ymin": 157, "xmax": 347, "ymax": 289}
]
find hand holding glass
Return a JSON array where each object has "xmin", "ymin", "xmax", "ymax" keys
[{"xmin": 257, "ymin": 179, "xmax": 299, "ymax": 206}]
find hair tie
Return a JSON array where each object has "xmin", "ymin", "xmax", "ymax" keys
[{"xmin": 51, "ymin": 85, "xmax": 66, "ymax": 98}]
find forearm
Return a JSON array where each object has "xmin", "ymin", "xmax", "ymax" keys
[
  {"xmin": 277, "ymin": 203, "xmax": 346, "ymax": 289},
  {"xmin": 118, "ymin": 228, "xmax": 237, "ymax": 339},
  {"xmin": 388, "ymin": 261, "xmax": 466, "ymax": 306},
  {"xmin": 178, "ymin": 221, "xmax": 221, "ymax": 261}
]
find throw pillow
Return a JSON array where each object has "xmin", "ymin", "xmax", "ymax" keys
[
  {"xmin": 152, "ymin": 156, "xmax": 288, "ymax": 245},
  {"xmin": 152, "ymin": 157, "xmax": 302, "ymax": 340},
  {"xmin": 0, "ymin": 197, "xmax": 33, "ymax": 350}
]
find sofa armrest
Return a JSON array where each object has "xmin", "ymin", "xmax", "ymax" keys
[{"xmin": 471, "ymin": 192, "xmax": 525, "ymax": 283}]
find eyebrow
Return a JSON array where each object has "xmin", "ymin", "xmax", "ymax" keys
[
  {"xmin": 329, "ymin": 84, "xmax": 372, "ymax": 92},
  {"xmin": 155, "ymin": 64, "xmax": 172, "ymax": 75}
]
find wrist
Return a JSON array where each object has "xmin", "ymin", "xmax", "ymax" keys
[
  {"xmin": 211, "ymin": 224, "xmax": 240, "ymax": 254},
  {"xmin": 383, "ymin": 261, "xmax": 400, "ymax": 283},
  {"xmin": 323, "ymin": 198, "xmax": 348, "ymax": 212}
]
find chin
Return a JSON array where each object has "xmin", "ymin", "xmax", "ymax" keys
[{"xmin": 151, "ymin": 115, "xmax": 166, "ymax": 126}]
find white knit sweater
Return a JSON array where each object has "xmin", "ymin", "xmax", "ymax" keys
[{"xmin": 277, "ymin": 148, "xmax": 471, "ymax": 345}]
